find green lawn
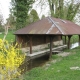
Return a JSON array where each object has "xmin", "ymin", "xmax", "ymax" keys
[
  {"xmin": 0, "ymin": 31, "xmax": 15, "ymax": 42},
  {"xmin": 63, "ymin": 35, "xmax": 79, "ymax": 44},
  {"xmin": 23, "ymin": 47, "xmax": 80, "ymax": 80}
]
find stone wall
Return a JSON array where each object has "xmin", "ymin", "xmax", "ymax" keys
[{"xmin": 21, "ymin": 40, "xmax": 63, "ymax": 53}]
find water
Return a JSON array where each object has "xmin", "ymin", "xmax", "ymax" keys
[
  {"xmin": 70, "ymin": 42, "xmax": 79, "ymax": 49},
  {"xmin": 20, "ymin": 54, "xmax": 49, "ymax": 73},
  {"xmin": 20, "ymin": 42, "xmax": 79, "ymax": 73},
  {"xmin": 27, "ymin": 55, "xmax": 49, "ymax": 70}
]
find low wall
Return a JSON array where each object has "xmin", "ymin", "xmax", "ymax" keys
[{"xmin": 21, "ymin": 40, "xmax": 63, "ymax": 53}]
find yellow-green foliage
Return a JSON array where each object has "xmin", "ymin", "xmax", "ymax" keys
[{"xmin": 0, "ymin": 39, "xmax": 25, "ymax": 80}]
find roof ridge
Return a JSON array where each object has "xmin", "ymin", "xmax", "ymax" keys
[
  {"xmin": 60, "ymin": 19, "xmax": 67, "ymax": 23},
  {"xmin": 48, "ymin": 17, "xmax": 64, "ymax": 34}
]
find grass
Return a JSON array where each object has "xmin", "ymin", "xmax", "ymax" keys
[
  {"xmin": 23, "ymin": 47, "xmax": 80, "ymax": 80},
  {"xmin": 0, "ymin": 31, "xmax": 80, "ymax": 80},
  {"xmin": 0, "ymin": 31, "xmax": 15, "ymax": 42},
  {"xmin": 63, "ymin": 35, "xmax": 79, "ymax": 44}
]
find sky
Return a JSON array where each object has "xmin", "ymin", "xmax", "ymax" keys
[
  {"xmin": 0, "ymin": 0, "xmax": 80, "ymax": 24},
  {"xmin": 0, "ymin": 0, "xmax": 49, "ymax": 23},
  {"xmin": 32, "ymin": 0, "xmax": 49, "ymax": 18},
  {"xmin": 0, "ymin": 0, "xmax": 11, "ymax": 23}
]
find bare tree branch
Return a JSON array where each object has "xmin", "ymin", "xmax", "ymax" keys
[{"xmin": 3, "ymin": 24, "xmax": 8, "ymax": 41}]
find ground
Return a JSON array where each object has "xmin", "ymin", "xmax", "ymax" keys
[{"xmin": 23, "ymin": 47, "xmax": 80, "ymax": 80}]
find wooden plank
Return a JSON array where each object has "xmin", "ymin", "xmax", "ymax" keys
[
  {"xmin": 27, "ymin": 45, "xmax": 67, "ymax": 59},
  {"xmin": 52, "ymin": 45, "xmax": 67, "ymax": 51},
  {"xmin": 52, "ymin": 51, "xmax": 61, "ymax": 53},
  {"xmin": 27, "ymin": 51, "xmax": 49, "ymax": 59}
]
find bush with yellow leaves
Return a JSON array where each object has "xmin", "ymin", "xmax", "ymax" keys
[{"xmin": 0, "ymin": 39, "xmax": 25, "ymax": 80}]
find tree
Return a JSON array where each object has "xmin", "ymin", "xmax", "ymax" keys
[
  {"xmin": 48, "ymin": 0, "xmax": 80, "ymax": 21},
  {"xmin": 0, "ymin": 13, "xmax": 4, "ymax": 32},
  {"xmin": 6, "ymin": 13, "xmax": 16, "ymax": 31},
  {"xmin": 0, "ymin": 14, "xmax": 3, "ymax": 25},
  {"xmin": 0, "ymin": 39, "xmax": 25, "ymax": 80},
  {"xmin": 10, "ymin": 0, "xmax": 34, "ymax": 30},
  {"xmin": 37, "ymin": 0, "xmax": 80, "ymax": 21},
  {"xmin": 29, "ymin": 9, "xmax": 39, "ymax": 22},
  {"xmin": 41, "ymin": 15, "xmax": 45, "ymax": 19},
  {"xmin": 66, "ymin": 2, "xmax": 80, "ymax": 21},
  {"xmin": 26, "ymin": 9, "xmax": 39, "ymax": 25}
]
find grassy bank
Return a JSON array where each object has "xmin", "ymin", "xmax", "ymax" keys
[
  {"xmin": 63, "ymin": 35, "xmax": 79, "ymax": 44},
  {"xmin": 0, "ymin": 31, "xmax": 15, "ymax": 42},
  {"xmin": 23, "ymin": 47, "xmax": 80, "ymax": 80}
]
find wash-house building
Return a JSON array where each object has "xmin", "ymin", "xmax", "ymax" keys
[{"xmin": 14, "ymin": 17, "xmax": 80, "ymax": 58}]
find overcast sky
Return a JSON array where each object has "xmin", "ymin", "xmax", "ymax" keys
[
  {"xmin": 0, "ymin": 0, "xmax": 11, "ymax": 23},
  {"xmin": 0, "ymin": 0, "xmax": 80, "ymax": 23},
  {"xmin": 0, "ymin": 0, "xmax": 49, "ymax": 23}
]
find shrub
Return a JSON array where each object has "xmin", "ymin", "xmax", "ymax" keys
[{"xmin": 0, "ymin": 39, "xmax": 25, "ymax": 80}]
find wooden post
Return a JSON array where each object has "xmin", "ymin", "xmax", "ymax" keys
[
  {"xmin": 61, "ymin": 35, "xmax": 62, "ymax": 40},
  {"xmin": 65, "ymin": 36, "xmax": 67, "ymax": 44},
  {"xmin": 30, "ymin": 37, "xmax": 32, "ymax": 54},
  {"xmin": 68, "ymin": 35, "xmax": 72, "ymax": 49},
  {"xmin": 49, "ymin": 35, "xmax": 53, "ymax": 59},
  {"xmin": 79, "ymin": 35, "xmax": 80, "ymax": 46}
]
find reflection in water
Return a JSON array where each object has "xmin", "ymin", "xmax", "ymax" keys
[
  {"xmin": 70, "ymin": 42, "xmax": 79, "ymax": 49},
  {"xmin": 20, "ymin": 54, "xmax": 49, "ymax": 73},
  {"xmin": 27, "ymin": 55, "xmax": 49, "ymax": 70}
]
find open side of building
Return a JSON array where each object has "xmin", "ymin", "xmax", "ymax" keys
[{"xmin": 14, "ymin": 17, "xmax": 80, "ymax": 59}]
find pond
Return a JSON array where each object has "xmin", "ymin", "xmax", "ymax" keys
[
  {"xmin": 70, "ymin": 42, "xmax": 79, "ymax": 49},
  {"xmin": 20, "ymin": 54, "xmax": 49, "ymax": 73}
]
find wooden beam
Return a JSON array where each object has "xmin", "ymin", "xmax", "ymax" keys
[
  {"xmin": 49, "ymin": 35, "xmax": 53, "ymax": 59},
  {"xmin": 79, "ymin": 35, "xmax": 80, "ymax": 46},
  {"xmin": 30, "ymin": 36, "xmax": 32, "ymax": 54},
  {"xmin": 68, "ymin": 35, "xmax": 72, "ymax": 49},
  {"xmin": 27, "ymin": 45, "xmax": 67, "ymax": 59}
]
